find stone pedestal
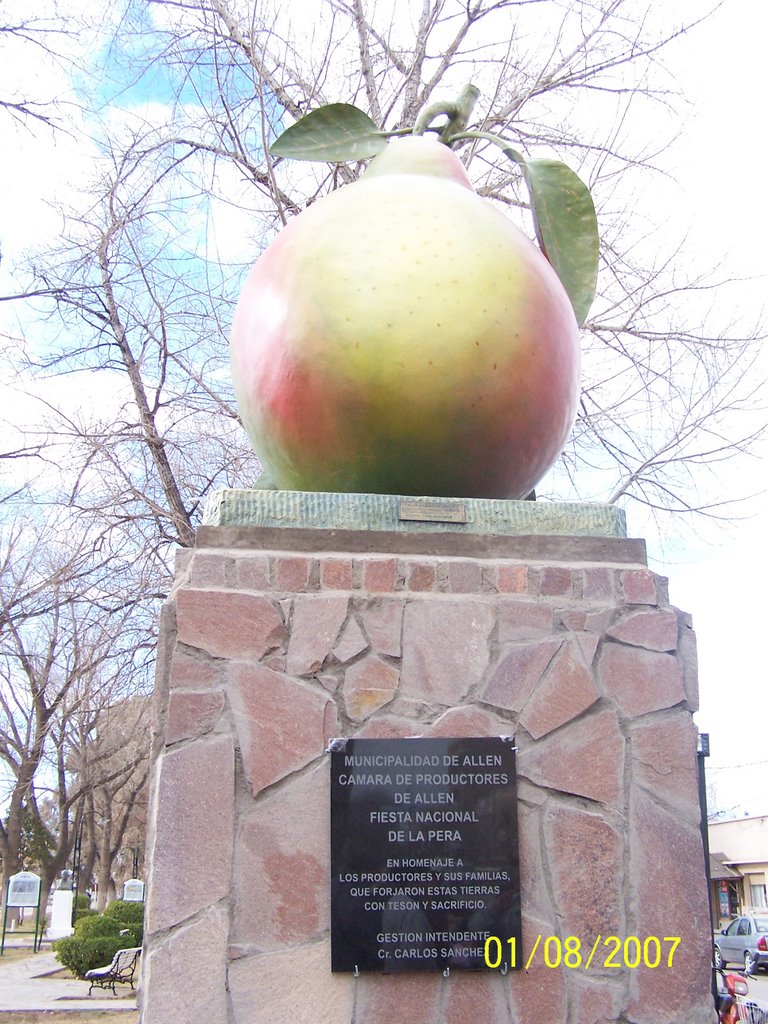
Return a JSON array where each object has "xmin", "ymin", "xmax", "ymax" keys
[
  {"xmin": 47, "ymin": 890, "xmax": 73, "ymax": 941},
  {"xmin": 140, "ymin": 493, "xmax": 713, "ymax": 1024}
]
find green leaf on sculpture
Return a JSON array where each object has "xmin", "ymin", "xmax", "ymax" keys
[
  {"xmin": 523, "ymin": 158, "xmax": 599, "ymax": 326},
  {"xmin": 270, "ymin": 104, "xmax": 388, "ymax": 162}
]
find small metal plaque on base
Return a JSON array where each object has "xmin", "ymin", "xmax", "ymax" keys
[
  {"xmin": 330, "ymin": 736, "xmax": 521, "ymax": 973},
  {"xmin": 397, "ymin": 499, "xmax": 468, "ymax": 524}
]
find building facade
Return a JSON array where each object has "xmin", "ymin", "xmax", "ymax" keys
[{"xmin": 709, "ymin": 815, "xmax": 768, "ymax": 928}]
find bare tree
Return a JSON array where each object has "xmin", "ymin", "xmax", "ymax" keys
[
  {"xmin": 7, "ymin": 0, "xmax": 760, "ymax": 532},
  {"xmin": 65, "ymin": 694, "xmax": 150, "ymax": 909},
  {"xmin": 6, "ymin": 130, "xmax": 260, "ymax": 555},
  {"xmin": 0, "ymin": 523, "xmax": 151, "ymax": 912},
  {"xmin": 0, "ymin": 5, "xmax": 79, "ymax": 131}
]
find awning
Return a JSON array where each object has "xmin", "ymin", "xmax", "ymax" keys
[{"xmin": 710, "ymin": 853, "xmax": 743, "ymax": 881}]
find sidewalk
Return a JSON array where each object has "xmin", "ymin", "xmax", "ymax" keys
[{"xmin": 0, "ymin": 940, "xmax": 137, "ymax": 1013}]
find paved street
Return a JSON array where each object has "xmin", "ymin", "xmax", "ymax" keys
[{"xmin": 744, "ymin": 970, "xmax": 768, "ymax": 1003}]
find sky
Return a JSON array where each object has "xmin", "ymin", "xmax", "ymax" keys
[
  {"xmin": 630, "ymin": 4, "xmax": 768, "ymax": 817},
  {"xmin": 0, "ymin": 1, "xmax": 765, "ymax": 817}
]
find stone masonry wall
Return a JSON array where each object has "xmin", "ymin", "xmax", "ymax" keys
[{"xmin": 141, "ymin": 529, "xmax": 713, "ymax": 1024}]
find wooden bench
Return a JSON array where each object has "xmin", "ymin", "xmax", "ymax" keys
[{"xmin": 85, "ymin": 945, "xmax": 141, "ymax": 995}]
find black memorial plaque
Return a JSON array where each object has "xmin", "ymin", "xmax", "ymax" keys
[{"xmin": 330, "ymin": 736, "xmax": 521, "ymax": 972}]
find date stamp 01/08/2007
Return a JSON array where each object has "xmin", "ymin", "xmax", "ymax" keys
[{"xmin": 483, "ymin": 935, "xmax": 682, "ymax": 971}]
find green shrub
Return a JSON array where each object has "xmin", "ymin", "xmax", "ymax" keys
[
  {"xmin": 53, "ymin": 903, "xmax": 143, "ymax": 978},
  {"xmin": 54, "ymin": 934, "xmax": 136, "ymax": 979},
  {"xmin": 73, "ymin": 906, "xmax": 97, "ymax": 921},
  {"xmin": 73, "ymin": 914, "xmax": 122, "ymax": 940},
  {"xmin": 71, "ymin": 892, "xmax": 97, "ymax": 924},
  {"xmin": 103, "ymin": 899, "xmax": 144, "ymax": 925},
  {"xmin": 103, "ymin": 899, "xmax": 144, "ymax": 945}
]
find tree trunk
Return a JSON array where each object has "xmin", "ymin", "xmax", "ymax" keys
[
  {"xmin": 95, "ymin": 805, "xmax": 114, "ymax": 912},
  {"xmin": 0, "ymin": 836, "xmax": 22, "ymax": 921}
]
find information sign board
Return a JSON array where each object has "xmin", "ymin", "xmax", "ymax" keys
[
  {"xmin": 123, "ymin": 879, "xmax": 145, "ymax": 902},
  {"xmin": 330, "ymin": 736, "xmax": 521, "ymax": 972},
  {"xmin": 6, "ymin": 872, "xmax": 41, "ymax": 909}
]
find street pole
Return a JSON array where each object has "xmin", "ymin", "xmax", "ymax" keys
[
  {"xmin": 71, "ymin": 818, "xmax": 83, "ymax": 926},
  {"xmin": 697, "ymin": 732, "xmax": 718, "ymax": 1011}
]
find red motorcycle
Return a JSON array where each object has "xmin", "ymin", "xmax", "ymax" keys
[{"xmin": 715, "ymin": 963, "xmax": 765, "ymax": 1023}]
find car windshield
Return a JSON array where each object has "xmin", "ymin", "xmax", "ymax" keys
[{"xmin": 755, "ymin": 919, "xmax": 768, "ymax": 933}]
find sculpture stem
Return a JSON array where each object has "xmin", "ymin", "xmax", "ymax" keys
[{"xmin": 413, "ymin": 84, "xmax": 480, "ymax": 143}]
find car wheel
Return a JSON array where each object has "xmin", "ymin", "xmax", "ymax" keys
[
  {"xmin": 745, "ymin": 951, "xmax": 755, "ymax": 974},
  {"xmin": 714, "ymin": 946, "xmax": 724, "ymax": 969}
]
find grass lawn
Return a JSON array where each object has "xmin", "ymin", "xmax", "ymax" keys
[
  {"xmin": 1, "ymin": 920, "xmax": 46, "ymax": 958},
  {"xmin": 0, "ymin": 949, "xmax": 43, "ymax": 964}
]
